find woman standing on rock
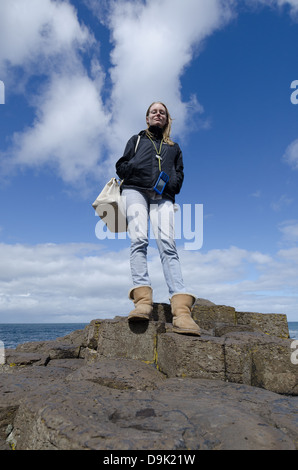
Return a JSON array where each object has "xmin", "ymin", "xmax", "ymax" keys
[{"xmin": 116, "ymin": 102, "xmax": 200, "ymax": 336}]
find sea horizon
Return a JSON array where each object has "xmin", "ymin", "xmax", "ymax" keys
[{"xmin": 0, "ymin": 321, "xmax": 297, "ymax": 350}]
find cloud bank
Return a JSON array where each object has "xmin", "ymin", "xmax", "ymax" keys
[{"xmin": 0, "ymin": 241, "xmax": 297, "ymax": 322}]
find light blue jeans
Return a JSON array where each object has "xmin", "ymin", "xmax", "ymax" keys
[{"xmin": 122, "ymin": 188, "xmax": 186, "ymax": 296}]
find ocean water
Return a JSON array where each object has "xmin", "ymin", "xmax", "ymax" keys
[
  {"xmin": 0, "ymin": 322, "xmax": 297, "ymax": 350},
  {"xmin": 0, "ymin": 323, "xmax": 88, "ymax": 349},
  {"xmin": 288, "ymin": 322, "xmax": 298, "ymax": 341}
]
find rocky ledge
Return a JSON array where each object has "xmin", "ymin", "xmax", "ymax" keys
[{"xmin": 0, "ymin": 301, "xmax": 297, "ymax": 450}]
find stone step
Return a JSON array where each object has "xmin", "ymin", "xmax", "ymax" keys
[
  {"xmin": 152, "ymin": 302, "xmax": 290, "ymax": 338},
  {"xmin": 4, "ymin": 303, "xmax": 296, "ymax": 396},
  {"xmin": 82, "ymin": 304, "xmax": 297, "ymax": 396}
]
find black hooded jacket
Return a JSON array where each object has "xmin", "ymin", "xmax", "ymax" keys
[{"xmin": 115, "ymin": 126, "xmax": 184, "ymax": 203}]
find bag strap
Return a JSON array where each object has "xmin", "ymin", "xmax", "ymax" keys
[
  {"xmin": 117, "ymin": 135, "xmax": 140, "ymax": 186},
  {"xmin": 135, "ymin": 135, "xmax": 140, "ymax": 154}
]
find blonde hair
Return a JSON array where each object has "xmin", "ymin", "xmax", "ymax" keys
[{"xmin": 146, "ymin": 101, "xmax": 174, "ymax": 146}]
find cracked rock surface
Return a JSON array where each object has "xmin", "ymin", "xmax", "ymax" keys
[
  {"xmin": 1, "ymin": 355, "xmax": 297, "ymax": 450},
  {"xmin": 1, "ymin": 302, "xmax": 297, "ymax": 450}
]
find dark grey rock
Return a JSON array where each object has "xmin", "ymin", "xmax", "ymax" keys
[
  {"xmin": 0, "ymin": 358, "xmax": 297, "ymax": 450},
  {"xmin": 0, "ymin": 301, "xmax": 297, "ymax": 450}
]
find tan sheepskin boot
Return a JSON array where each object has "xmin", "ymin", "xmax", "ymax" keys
[
  {"xmin": 170, "ymin": 293, "xmax": 200, "ymax": 336},
  {"xmin": 128, "ymin": 286, "xmax": 153, "ymax": 321}
]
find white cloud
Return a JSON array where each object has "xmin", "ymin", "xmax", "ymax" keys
[
  {"xmin": 10, "ymin": 73, "xmax": 110, "ymax": 184},
  {"xmin": 0, "ymin": 0, "xmax": 236, "ymax": 186},
  {"xmin": 0, "ymin": 242, "xmax": 297, "ymax": 323},
  {"xmin": 251, "ymin": 0, "xmax": 298, "ymax": 17},
  {"xmin": 271, "ymin": 194, "xmax": 293, "ymax": 212},
  {"xmin": 105, "ymin": 0, "xmax": 235, "ymax": 152},
  {"xmin": 283, "ymin": 139, "xmax": 298, "ymax": 171},
  {"xmin": 0, "ymin": 242, "xmax": 131, "ymax": 322},
  {"xmin": 178, "ymin": 246, "xmax": 298, "ymax": 321},
  {"xmin": 1, "ymin": 0, "xmax": 298, "ymax": 186},
  {"xmin": 0, "ymin": 0, "xmax": 110, "ymax": 187},
  {"xmin": 0, "ymin": 0, "xmax": 93, "ymax": 75},
  {"xmin": 278, "ymin": 220, "xmax": 298, "ymax": 243}
]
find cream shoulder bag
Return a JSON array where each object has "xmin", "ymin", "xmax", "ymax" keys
[
  {"xmin": 92, "ymin": 135, "xmax": 140, "ymax": 233},
  {"xmin": 92, "ymin": 178, "xmax": 126, "ymax": 233}
]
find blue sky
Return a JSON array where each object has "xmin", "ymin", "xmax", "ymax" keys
[{"xmin": 0, "ymin": 0, "xmax": 297, "ymax": 322}]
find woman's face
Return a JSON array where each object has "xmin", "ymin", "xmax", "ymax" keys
[{"xmin": 146, "ymin": 103, "xmax": 168, "ymax": 129}]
